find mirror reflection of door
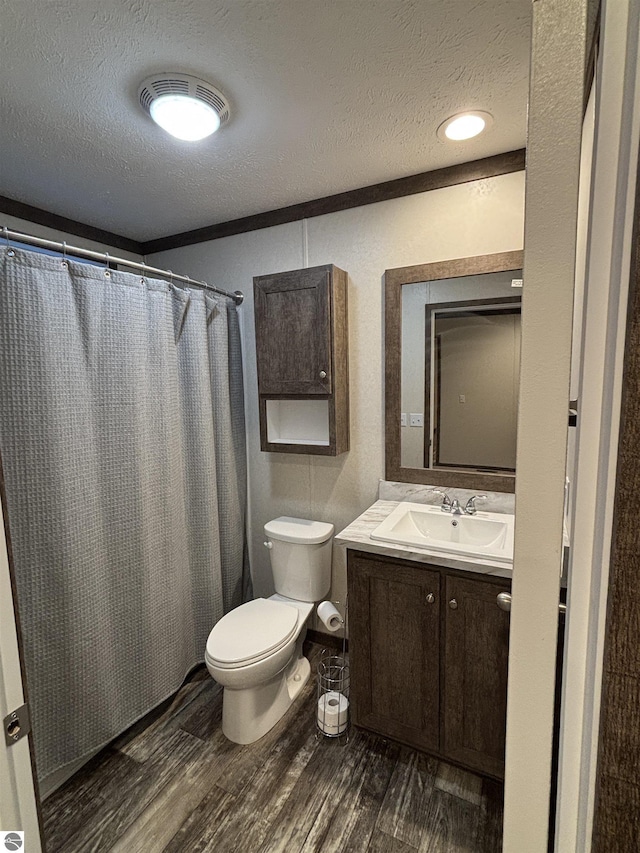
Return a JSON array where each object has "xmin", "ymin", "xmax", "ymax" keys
[
  {"xmin": 399, "ymin": 268, "xmax": 522, "ymax": 474},
  {"xmin": 429, "ymin": 303, "xmax": 521, "ymax": 471}
]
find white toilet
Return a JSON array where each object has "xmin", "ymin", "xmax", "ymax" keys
[{"xmin": 205, "ymin": 516, "xmax": 334, "ymax": 744}]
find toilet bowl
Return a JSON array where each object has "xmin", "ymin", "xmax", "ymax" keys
[
  {"xmin": 206, "ymin": 595, "xmax": 313, "ymax": 743},
  {"xmin": 205, "ymin": 516, "xmax": 334, "ymax": 744}
]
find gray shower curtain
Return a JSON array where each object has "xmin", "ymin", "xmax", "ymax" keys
[{"xmin": 0, "ymin": 248, "xmax": 251, "ymax": 784}]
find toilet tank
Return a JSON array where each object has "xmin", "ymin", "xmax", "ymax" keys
[{"xmin": 264, "ymin": 517, "xmax": 334, "ymax": 602}]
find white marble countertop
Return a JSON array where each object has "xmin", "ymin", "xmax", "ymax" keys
[{"xmin": 335, "ymin": 500, "xmax": 513, "ymax": 579}]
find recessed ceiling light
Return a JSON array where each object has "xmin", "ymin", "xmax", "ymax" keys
[
  {"xmin": 138, "ymin": 73, "xmax": 231, "ymax": 142},
  {"xmin": 437, "ymin": 111, "xmax": 493, "ymax": 142}
]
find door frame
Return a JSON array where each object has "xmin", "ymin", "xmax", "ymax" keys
[
  {"xmin": 0, "ymin": 471, "xmax": 42, "ymax": 849},
  {"xmin": 428, "ymin": 299, "xmax": 521, "ymax": 472},
  {"xmin": 556, "ymin": 1, "xmax": 640, "ymax": 849},
  {"xmin": 502, "ymin": 0, "xmax": 591, "ymax": 850}
]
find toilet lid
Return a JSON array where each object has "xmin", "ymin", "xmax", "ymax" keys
[{"xmin": 206, "ymin": 598, "xmax": 299, "ymax": 666}]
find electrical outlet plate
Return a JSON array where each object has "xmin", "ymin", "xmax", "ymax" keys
[
  {"xmin": 409, "ymin": 413, "xmax": 424, "ymax": 427},
  {"xmin": 400, "ymin": 413, "xmax": 407, "ymax": 427}
]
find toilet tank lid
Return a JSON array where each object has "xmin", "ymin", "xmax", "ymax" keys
[{"xmin": 264, "ymin": 517, "xmax": 334, "ymax": 545}]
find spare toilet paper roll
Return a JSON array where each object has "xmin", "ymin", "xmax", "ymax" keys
[
  {"xmin": 317, "ymin": 691, "xmax": 349, "ymax": 734},
  {"xmin": 317, "ymin": 600, "xmax": 343, "ymax": 633}
]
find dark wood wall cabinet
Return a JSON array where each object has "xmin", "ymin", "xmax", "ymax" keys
[
  {"xmin": 254, "ymin": 264, "xmax": 349, "ymax": 455},
  {"xmin": 347, "ymin": 549, "xmax": 511, "ymax": 780}
]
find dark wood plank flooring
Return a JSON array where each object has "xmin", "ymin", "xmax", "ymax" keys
[{"xmin": 41, "ymin": 643, "xmax": 503, "ymax": 852}]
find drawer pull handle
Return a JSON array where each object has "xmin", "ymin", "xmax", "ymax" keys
[
  {"xmin": 426, "ymin": 593, "xmax": 435, "ymax": 604},
  {"xmin": 319, "ymin": 370, "xmax": 327, "ymax": 379},
  {"xmin": 448, "ymin": 598, "xmax": 458, "ymax": 610}
]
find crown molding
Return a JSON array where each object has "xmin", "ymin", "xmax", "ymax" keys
[
  {"xmin": 141, "ymin": 149, "xmax": 526, "ymax": 254},
  {"xmin": 0, "ymin": 195, "xmax": 143, "ymax": 255}
]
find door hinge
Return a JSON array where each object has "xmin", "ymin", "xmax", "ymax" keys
[{"xmin": 4, "ymin": 703, "xmax": 31, "ymax": 746}]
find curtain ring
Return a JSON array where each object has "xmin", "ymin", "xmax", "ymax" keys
[
  {"xmin": 4, "ymin": 227, "xmax": 15, "ymax": 258},
  {"xmin": 61, "ymin": 241, "xmax": 68, "ymax": 268},
  {"xmin": 104, "ymin": 252, "xmax": 111, "ymax": 278}
]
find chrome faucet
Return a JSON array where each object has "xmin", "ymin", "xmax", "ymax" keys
[
  {"xmin": 464, "ymin": 494, "xmax": 488, "ymax": 515},
  {"xmin": 432, "ymin": 489, "xmax": 486, "ymax": 515},
  {"xmin": 432, "ymin": 490, "xmax": 462, "ymax": 514}
]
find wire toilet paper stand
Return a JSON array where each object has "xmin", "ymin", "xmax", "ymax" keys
[{"xmin": 316, "ymin": 599, "xmax": 350, "ymax": 741}]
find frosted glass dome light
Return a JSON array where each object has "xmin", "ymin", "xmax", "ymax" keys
[
  {"xmin": 138, "ymin": 73, "xmax": 231, "ymax": 143},
  {"xmin": 437, "ymin": 111, "xmax": 493, "ymax": 142},
  {"xmin": 150, "ymin": 94, "xmax": 220, "ymax": 141}
]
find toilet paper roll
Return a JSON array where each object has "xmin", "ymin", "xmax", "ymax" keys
[
  {"xmin": 317, "ymin": 600, "xmax": 343, "ymax": 633},
  {"xmin": 317, "ymin": 691, "xmax": 349, "ymax": 735}
]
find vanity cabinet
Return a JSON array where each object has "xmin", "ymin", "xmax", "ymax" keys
[
  {"xmin": 254, "ymin": 264, "xmax": 349, "ymax": 455},
  {"xmin": 347, "ymin": 550, "xmax": 511, "ymax": 779}
]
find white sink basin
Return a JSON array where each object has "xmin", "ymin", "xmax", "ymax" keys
[{"xmin": 370, "ymin": 502, "xmax": 514, "ymax": 564}]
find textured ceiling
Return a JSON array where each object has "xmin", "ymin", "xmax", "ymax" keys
[{"xmin": 0, "ymin": 0, "xmax": 531, "ymax": 242}]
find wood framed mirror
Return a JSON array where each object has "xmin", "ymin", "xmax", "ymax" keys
[{"xmin": 384, "ymin": 250, "xmax": 524, "ymax": 493}]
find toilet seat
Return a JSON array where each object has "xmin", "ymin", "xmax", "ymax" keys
[{"xmin": 206, "ymin": 598, "xmax": 300, "ymax": 669}]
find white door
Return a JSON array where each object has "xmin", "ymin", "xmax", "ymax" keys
[{"xmin": 0, "ymin": 495, "xmax": 42, "ymax": 851}]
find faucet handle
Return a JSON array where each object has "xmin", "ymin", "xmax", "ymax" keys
[
  {"xmin": 430, "ymin": 489, "xmax": 452, "ymax": 512},
  {"xmin": 464, "ymin": 495, "xmax": 488, "ymax": 515}
]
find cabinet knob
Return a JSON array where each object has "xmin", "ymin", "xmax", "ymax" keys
[
  {"xmin": 496, "ymin": 592, "xmax": 511, "ymax": 612},
  {"xmin": 448, "ymin": 598, "xmax": 458, "ymax": 610},
  {"xmin": 426, "ymin": 592, "xmax": 435, "ymax": 604},
  {"xmin": 319, "ymin": 370, "xmax": 327, "ymax": 379}
]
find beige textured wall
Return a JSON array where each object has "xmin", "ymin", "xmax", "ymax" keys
[{"xmin": 150, "ymin": 170, "xmax": 525, "ymax": 616}]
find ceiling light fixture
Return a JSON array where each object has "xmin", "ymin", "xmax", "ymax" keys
[
  {"xmin": 138, "ymin": 73, "xmax": 231, "ymax": 142},
  {"xmin": 437, "ymin": 111, "xmax": 493, "ymax": 142}
]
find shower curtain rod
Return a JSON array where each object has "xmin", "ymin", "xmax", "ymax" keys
[{"xmin": 2, "ymin": 226, "xmax": 244, "ymax": 305}]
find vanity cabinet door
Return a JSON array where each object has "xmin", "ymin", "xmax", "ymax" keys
[
  {"xmin": 254, "ymin": 266, "xmax": 333, "ymax": 395},
  {"xmin": 348, "ymin": 553, "xmax": 441, "ymax": 753},
  {"xmin": 442, "ymin": 574, "xmax": 511, "ymax": 779}
]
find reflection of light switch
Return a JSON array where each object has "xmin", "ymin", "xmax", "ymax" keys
[
  {"xmin": 410, "ymin": 413, "xmax": 423, "ymax": 427},
  {"xmin": 400, "ymin": 413, "xmax": 407, "ymax": 427},
  {"xmin": 459, "ymin": 394, "xmax": 466, "ymax": 404}
]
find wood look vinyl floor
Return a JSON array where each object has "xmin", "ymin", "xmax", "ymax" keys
[{"xmin": 41, "ymin": 643, "xmax": 503, "ymax": 853}]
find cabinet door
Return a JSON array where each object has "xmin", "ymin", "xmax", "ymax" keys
[
  {"xmin": 348, "ymin": 553, "xmax": 441, "ymax": 753},
  {"xmin": 443, "ymin": 574, "xmax": 510, "ymax": 778},
  {"xmin": 254, "ymin": 266, "xmax": 332, "ymax": 395}
]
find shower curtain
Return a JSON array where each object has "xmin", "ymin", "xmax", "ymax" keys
[{"xmin": 0, "ymin": 247, "xmax": 251, "ymax": 784}]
